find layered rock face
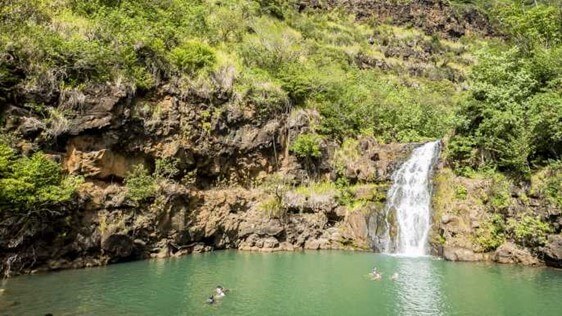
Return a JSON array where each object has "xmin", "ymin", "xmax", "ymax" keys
[{"xmin": 0, "ymin": 73, "xmax": 416, "ymax": 276}]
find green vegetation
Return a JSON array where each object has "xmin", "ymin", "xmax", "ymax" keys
[
  {"xmin": 0, "ymin": 143, "xmax": 82, "ymax": 214},
  {"xmin": 488, "ymin": 173, "xmax": 512, "ymax": 211},
  {"xmin": 290, "ymin": 133, "xmax": 323, "ymax": 159},
  {"xmin": 258, "ymin": 196, "xmax": 285, "ymax": 219},
  {"xmin": 475, "ymin": 214, "xmax": 506, "ymax": 252},
  {"xmin": 293, "ymin": 181, "xmax": 338, "ymax": 197},
  {"xmin": 1, "ymin": 0, "xmax": 559, "ymax": 151},
  {"xmin": 507, "ymin": 214, "xmax": 552, "ymax": 247},
  {"xmin": 449, "ymin": 1, "xmax": 562, "ymax": 176},
  {"xmin": 154, "ymin": 158, "xmax": 180, "ymax": 180},
  {"xmin": 1, "ymin": 0, "xmax": 464, "ymax": 143},
  {"xmin": 531, "ymin": 161, "xmax": 562, "ymax": 208},
  {"xmin": 125, "ymin": 164, "xmax": 157, "ymax": 203}
]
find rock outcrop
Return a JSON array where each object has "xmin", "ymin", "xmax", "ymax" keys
[
  {"xmin": 0, "ymin": 81, "xmax": 412, "ymax": 276},
  {"xmin": 431, "ymin": 165, "xmax": 562, "ymax": 268},
  {"xmin": 542, "ymin": 235, "xmax": 562, "ymax": 268},
  {"xmin": 493, "ymin": 243, "xmax": 539, "ymax": 266},
  {"xmin": 299, "ymin": 0, "xmax": 495, "ymax": 39}
]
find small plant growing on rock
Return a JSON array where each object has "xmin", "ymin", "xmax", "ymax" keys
[
  {"xmin": 455, "ymin": 185, "xmax": 468, "ymax": 200},
  {"xmin": 507, "ymin": 214, "xmax": 552, "ymax": 248},
  {"xmin": 489, "ymin": 173, "xmax": 512, "ymax": 211},
  {"xmin": 532, "ymin": 161, "xmax": 562, "ymax": 208},
  {"xmin": 259, "ymin": 196, "xmax": 286, "ymax": 219},
  {"xmin": 474, "ymin": 214, "xmax": 506, "ymax": 252},
  {"xmin": 125, "ymin": 164, "xmax": 157, "ymax": 203},
  {"xmin": 290, "ymin": 133, "xmax": 323, "ymax": 159},
  {"xmin": 332, "ymin": 138, "xmax": 360, "ymax": 178},
  {"xmin": 154, "ymin": 158, "xmax": 180, "ymax": 180}
]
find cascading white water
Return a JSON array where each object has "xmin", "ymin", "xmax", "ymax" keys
[{"xmin": 383, "ymin": 141, "xmax": 441, "ymax": 256}]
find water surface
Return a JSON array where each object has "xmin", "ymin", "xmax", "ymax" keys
[{"xmin": 1, "ymin": 251, "xmax": 561, "ymax": 315}]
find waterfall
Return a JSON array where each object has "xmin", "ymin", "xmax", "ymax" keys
[{"xmin": 378, "ymin": 141, "xmax": 441, "ymax": 256}]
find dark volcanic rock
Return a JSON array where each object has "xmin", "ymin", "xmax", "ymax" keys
[
  {"xmin": 101, "ymin": 234, "xmax": 136, "ymax": 260},
  {"xmin": 542, "ymin": 235, "xmax": 562, "ymax": 268}
]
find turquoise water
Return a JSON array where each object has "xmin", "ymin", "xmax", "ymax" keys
[{"xmin": 1, "ymin": 251, "xmax": 562, "ymax": 315}]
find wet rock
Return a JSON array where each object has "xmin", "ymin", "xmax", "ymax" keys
[{"xmin": 101, "ymin": 234, "xmax": 135, "ymax": 259}]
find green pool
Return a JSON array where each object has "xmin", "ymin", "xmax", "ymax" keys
[{"xmin": 1, "ymin": 251, "xmax": 561, "ymax": 315}]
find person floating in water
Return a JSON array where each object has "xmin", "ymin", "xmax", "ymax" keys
[
  {"xmin": 206, "ymin": 296, "xmax": 215, "ymax": 304},
  {"xmin": 391, "ymin": 273, "xmax": 399, "ymax": 281},
  {"xmin": 216, "ymin": 286, "xmax": 226, "ymax": 298},
  {"xmin": 369, "ymin": 267, "xmax": 382, "ymax": 280}
]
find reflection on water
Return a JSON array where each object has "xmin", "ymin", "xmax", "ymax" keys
[{"xmin": 392, "ymin": 257, "xmax": 445, "ymax": 315}]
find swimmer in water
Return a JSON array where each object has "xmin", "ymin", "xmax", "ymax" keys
[
  {"xmin": 206, "ymin": 296, "xmax": 215, "ymax": 304},
  {"xmin": 370, "ymin": 271, "xmax": 382, "ymax": 280},
  {"xmin": 216, "ymin": 286, "xmax": 226, "ymax": 297},
  {"xmin": 391, "ymin": 273, "xmax": 399, "ymax": 281}
]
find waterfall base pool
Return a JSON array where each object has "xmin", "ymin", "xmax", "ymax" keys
[{"xmin": 2, "ymin": 251, "xmax": 562, "ymax": 315}]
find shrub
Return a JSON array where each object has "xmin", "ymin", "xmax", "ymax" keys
[
  {"xmin": 331, "ymin": 138, "xmax": 360, "ymax": 177},
  {"xmin": 168, "ymin": 41, "xmax": 216, "ymax": 75},
  {"xmin": 290, "ymin": 133, "xmax": 323, "ymax": 159},
  {"xmin": 240, "ymin": 70, "xmax": 290, "ymax": 118},
  {"xmin": 154, "ymin": 158, "xmax": 180, "ymax": 180},
  {"xmin": 449, "ymin": 2, "xmax": 562, "ymax": 175},
  {"xmin": 531, "ymin": 161, "xmax": 562, "ymax": 208},
  {"xmin": 0, "ymin": 144, "xmax": 82, "ymax": 214},
  {"xmin": 489, "ymin": 173, "xmax": 512, "ymax": 210},
  {"xmin": 259, "ymin": 196, "xmax": 285, "ymax": 219},
  {"xmin": 474, "ymin": 214, "xmax": 506, "ymax": 252},
  {"xmin": 125, "ymin": 164, "xmax": 157, "ymax": 202},
  {"xmin": 241, "ymin": 18, "xmax": 303, "ymax": 67},
  {"xmin": 507, "ymin": 214, "xmax": 552, "ymax": 247}
]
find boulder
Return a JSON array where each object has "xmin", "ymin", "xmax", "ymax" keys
[
  {"xmin": 542, "ymin": 234, "xmax": 562, "ymax": 268},
  {"xmin": 443, "ymin": 246, "xmax": 489, "ymax": 262},
  {"xmin": 262, "ymin": 237, "xmax": 279, "ymax": 249},
  {"xmin": 304, "ymin": 239, "xmax": 320, "ymax": 250},
  {"xmin": 493, "ymin": 242, "xmax": 539, "ymax": 265}
]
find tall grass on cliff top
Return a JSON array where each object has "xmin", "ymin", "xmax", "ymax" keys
[{"xmin": 0, "ymin": 0, "xmax": 457, "ymax": 143}]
